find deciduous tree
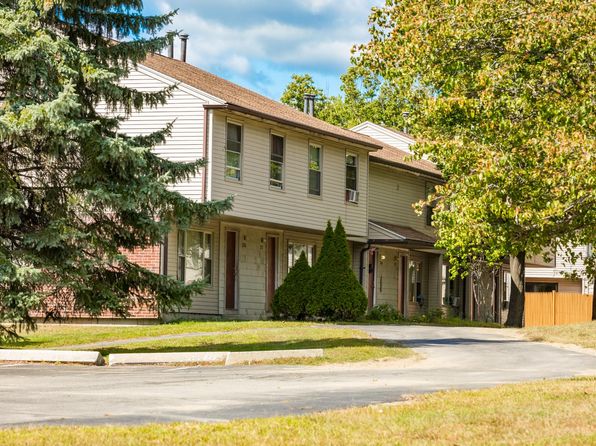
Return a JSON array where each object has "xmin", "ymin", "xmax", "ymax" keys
[{"xmin": 355, "ymin": 0, "xmax": 595, "ymax": 326}]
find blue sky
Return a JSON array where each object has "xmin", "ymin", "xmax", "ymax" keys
[{"xmin": 143, "ymin": 1, "xmax": 384, "ymax": 100}]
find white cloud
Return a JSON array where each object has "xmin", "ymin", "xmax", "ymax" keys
[{"xmin": 151, "ymin": 1, "xmax": 383, "ymax": 96}]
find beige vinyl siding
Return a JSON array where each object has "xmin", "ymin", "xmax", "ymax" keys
[
  {"xmin": 369, "ymin": 163, "xmax": 435, "ymax": 236},
  {"xmin": 167, "ymin": 219, "xmax": 221, "ymax": 315},
  {"xmin": 526, "ymin": 245, "xmax": 593, "ymax": 294},
  {"xmin": 210, "ymin": 111, "xmax": 370, "ymax": 237},
  {"xmin": 216, "ymin": 222, "xmax": 324, "ymax": 319},
  {"xmin": 526, "ymin": 245, "xmax": 589, "ymax": 278},
  {"xmin": 352, "ymin": 122, "xmax": 414, "ymax": 153},
  {"xmin": 99, "ymin": 66, "xmax": 220, "ymax": 202}
]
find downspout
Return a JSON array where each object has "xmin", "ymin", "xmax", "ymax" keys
[
  {"xmin": 359, "ymin": 243, "xmax": 372, "ymax": 285},
  {"xmin": 202, "ymin": 106, "xmax": 209, "ymax": 202}
]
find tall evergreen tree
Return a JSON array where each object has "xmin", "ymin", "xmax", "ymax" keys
[
  {"xmin": 309, "ymin": 219, "xmax": 367, "ymax": 320},
  {"xmin": 0, "ymin": 0, "xmax": 232, "ymax": 340}
]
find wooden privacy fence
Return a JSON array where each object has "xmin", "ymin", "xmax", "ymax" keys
[{"xmin": 525, "ymin": 292, "xmax": 593, "ymax": 327}]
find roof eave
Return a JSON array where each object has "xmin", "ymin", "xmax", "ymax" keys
[
  {"xmin": 205, "ymin": 104, "xmax": 383, "ymax": 151},
  {"xmin": 370, "ymin": 156, "xmax": 443, "ymax": 181}
]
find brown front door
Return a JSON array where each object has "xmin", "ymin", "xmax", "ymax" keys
[
  {"xmin": 368, "ymin": 250, "xmax": 376, "ymax": 308},
  {"xmin": 266, "ymin": 236, "xmax": 277, "ymax": 310},
  {"xmin": 225, "ymin": 231, "xmax": 237, "ymax": 310}
]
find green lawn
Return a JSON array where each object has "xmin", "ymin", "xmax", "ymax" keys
[
  {"xmin": 101, "ymin": 327, "xmax": 412, "ymax": 365},
  {"xmin": 523, "ymin": 321, "xmax": 596, "ymax": 350},
  {"xmin": 2, "ymin": 322, "xmax": 412, "ymax": 366},
  {"xmin": 1, "ymin": 377, "xmax": 594, "ymax": 445},
  {"xmin": 3, "ymin": 320, "xmax": 305, "ymax": 349}
]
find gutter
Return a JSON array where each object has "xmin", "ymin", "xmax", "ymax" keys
[{"xmin": 359, "ymin": 243, "xmax": 372, "ymax": 285}]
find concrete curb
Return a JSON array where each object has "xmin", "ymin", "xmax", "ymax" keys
[
  {"xmin": 109, "ymin": 351, "xmax": 228, "ymax": 366},
  {"xmin": 225, "ymin": 349, "xmax": 324, "ymax": 365},
  {"xmin": 0, "ymin": 349, "xmax": 104, "ymax": 366},
  {"xmin": 108, "ymin": 349, "xmax": 325, "ymax": 366}
]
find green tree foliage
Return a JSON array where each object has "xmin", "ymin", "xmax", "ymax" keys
[
  {"xmin": 280, "ymin": 74, "xmax": 327, "ymax": 115},
  {"xmin": 280, "ymin": 68, "xmax": 408, "ymax": 130},
  {"xmin": 271, "ymin": 251, "xmax": 311, "ymax": 320},
  {"xmin": 308, "ymin": 219, "xmax": 367, "ymax": 320},
  {"xmin": 355, "ymin": 0, "xmax": 596, "ymax": 326},
  {"xmin": 0, "ymin": 1, "xmax": 233, "ymax": 340}
]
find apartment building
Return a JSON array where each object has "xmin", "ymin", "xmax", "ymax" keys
[{"xmin": 118, "ymin": 53, "xmax": 382, "ymax": 320}]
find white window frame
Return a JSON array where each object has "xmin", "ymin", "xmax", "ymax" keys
[
  {"xmin": 225, "ymin": 121, "xmax": 243, "ymax": 182},
  {"xmin": 287, "ymin": 241, "xmax": 316, "ymax": 272},
  {"xmin": 177, "ymin": 229, "xmax": 213, "ymax": 286},
  {"xmin": 308, "ymin": 143, "xmax": 322, "ymax": 197},
  {"xmin": 345, "ymin": 153, "xmax": 358, "ymax": 203},
  {"xmin": 269, "ymin": 132, "xmax": 285, "ymax": 190}
]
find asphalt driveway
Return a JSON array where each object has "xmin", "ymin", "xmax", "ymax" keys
[{"xmin": 0, "ymin": 325, "xmax": 594, "ymax": 427}]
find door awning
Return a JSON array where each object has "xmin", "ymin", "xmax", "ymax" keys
[{"xmin": 368, "ymin": 220, "xmax": 437, "ymax": 248}]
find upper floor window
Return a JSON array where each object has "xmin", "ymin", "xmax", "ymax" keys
[
  {"xmin": 345, "ymin": 153, "xmax": 358, "ymax": 203},
  {"xmin": 270, "ymin": 134, "xmax": 285, "ymax": 189},
  {"xmin": 226, "ymin": 122, "xmax": 242, "ymax": 181},
  {"xmin": 177, "ymin": 230, "xmax": 212, "ymax": 285},
  {"xmin": 308, "ymin": 144, "xmax": 321, "ymax": 196}
]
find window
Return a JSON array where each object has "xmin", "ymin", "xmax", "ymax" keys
[
  {"xmin": 226, "ymin": 122, "xmax": 242, "ymax": 180},
  {"xmin": 408, "ymin": 260, "xmax": 422, "ymax": 302},
  {"xmin": 177, "ymin": 230, "xmax": 212, "ymax": 285},
  {"xmin": 270, "ymin": 134, "xmax": 284, "ymax": 189},
  {"xmin": 345, "ymin": 154, "xmax": 358, "ymax": 202},
  {"xmin": 287, "ymin": 242, "xmax": 315, "ymax": 271},
  {"xmin": 526, "ymin": 282, "xmax": 558, "ymax": 293},
  {"xmin": 308, "ymin": 144, "xmax": 321, "ymax": 196}
]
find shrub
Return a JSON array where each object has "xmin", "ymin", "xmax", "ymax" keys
[
  {"xmin": 367, "ymin": 304, "xmax": 401, "ymax": 322},
  {"xmin": 308, "ymin": 219, "xmax": 368, "ymax": 320},
  {"xmin": 410, "ymin": 308, "xmax": 445, "ymax": 324},
  {"xmin": 271, "ymin": 251, "xmax": 311, "ymax": 320}
]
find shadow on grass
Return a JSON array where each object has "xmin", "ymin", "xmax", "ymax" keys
[
  {"xmin": 1, "ymin": 339, "xmax": 45, "ymax": 349},
  {"xmin": 101, "ymin": 337, "xmax": 402, "ymax": 356}
]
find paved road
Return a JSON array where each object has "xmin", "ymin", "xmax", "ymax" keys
[{"xmin": 1, "ymin": 325, "xmax": 595, "ymax": 427}]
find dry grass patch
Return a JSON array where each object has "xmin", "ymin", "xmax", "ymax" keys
[
  {"xmin": 523, "ymin": 321, "xmax": 596, "ymax": 350},
  {"xmin": 1, "ymin": 377, "xmax": 594, "ymax": 445}
]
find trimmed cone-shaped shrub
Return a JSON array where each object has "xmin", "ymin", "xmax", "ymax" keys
[
  {"xmin": 308, "ymin": 219, "xmax": 367, "ymax": 320},
  {"xmin": 306, "ymin": 221, "xmax": 336, "ymax": 317},
  {"xmin": 271, "ymin": 251, "xmax": 311, "ymax": 320},
  {"xmin": 331, "ymin": 219, "xmax": 368, "ymax": 320}
]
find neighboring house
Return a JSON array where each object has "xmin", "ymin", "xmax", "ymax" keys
[
  {"xmin": 525, "ymin": 245, "xmax": 594, "ymax": 295},
  {"xmin": 77, "ymin": 49, "xmax": 583, "ymax": 324},
  {"xmin": 116, "ymin": 52, "xmax": 381, "ymax": 320}
]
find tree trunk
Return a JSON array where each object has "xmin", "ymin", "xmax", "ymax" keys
[{"xmin": 505, "ymin": 251, "xmax": 525, "ymax": 327}]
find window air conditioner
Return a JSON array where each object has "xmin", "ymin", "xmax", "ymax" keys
[{"xmin": 346, "ymin": 189, "xmax": 359, "ymax": 203}]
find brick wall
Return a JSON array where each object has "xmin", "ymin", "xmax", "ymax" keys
[{"xmin": 32, "ymin": 245, "xmax": 161, "ymax": 321}]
